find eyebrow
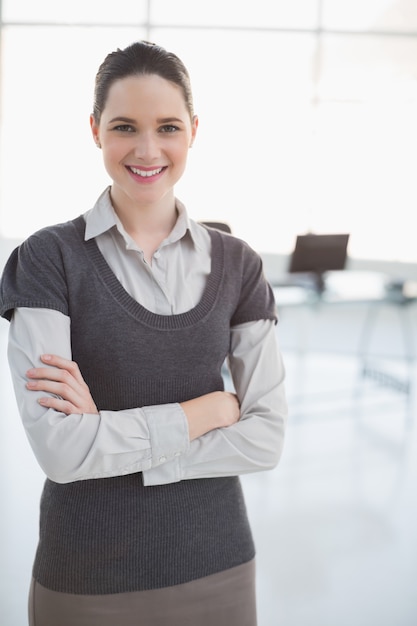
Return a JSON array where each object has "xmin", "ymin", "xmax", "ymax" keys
[
  {"xmin": 108, "ymin": 116, "xmax": 136, "ymax": 124},
  {"xmin": 108, "ymin": 116, "xmax": 185, "ymax": 124},
  {"xmin": 157, "ymin": 117, "xmax": 184, "ymax": 124}
]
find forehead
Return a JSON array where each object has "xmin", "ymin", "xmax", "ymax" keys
[{"xmin": 103, "ymin": 74, "xmax": 188, "ymax": 117}]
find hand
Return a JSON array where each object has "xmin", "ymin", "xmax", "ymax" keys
[
  {"xmin": 26, "ymin": 354, "xmax": 99, "ymax": 415},
  {"xmin": 180, "ymin": 391, "xmax": 240, "ymax": 441}
]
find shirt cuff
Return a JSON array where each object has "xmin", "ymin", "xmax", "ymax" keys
[
  {"xmin": 142, "ymin": 402, "xmax": 189, "ymax": 478},
  {"xmin": 142, "ymin": 457, "xmax": 184, "ymax": 486}
]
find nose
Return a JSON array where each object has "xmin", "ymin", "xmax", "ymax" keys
[{"xmin": 133, "ymin": 132, "xmax": 161, "ymax": 161}]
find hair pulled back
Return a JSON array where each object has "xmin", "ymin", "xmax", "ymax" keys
[{"xmin": 92, "ymin": 41, "xmax": 194, "ymax": 123}]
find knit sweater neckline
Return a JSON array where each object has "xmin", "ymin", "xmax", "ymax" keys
[{"xmin": 73, "ymin": 216, "xmax": 225, "ymax": 330}]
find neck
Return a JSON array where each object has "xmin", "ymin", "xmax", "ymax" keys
[{"xmin": 110, "ymin": 188, "xmax": 178, "ymax": 264}]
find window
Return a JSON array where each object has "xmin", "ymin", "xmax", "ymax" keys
[{"xmin": 1, "ymin": 1, "xmax": 416, "ymax": 261}]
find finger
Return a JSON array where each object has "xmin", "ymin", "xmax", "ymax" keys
[
  {"xmin": 27, "ymin": 366, "xmax": 70, "ymax": 382},
  {"xmin": 26, "ymin": 379, "xmax": 80, "ymax": 405},
  {"xmin": 40, "ymin": 354, "xmax": 86, "ymax": 385},
  {"xmin": 26, "ymin": 356, "xmax": 98, "ymax": 414},
  {"xmin": 26, "ymin": 368, "xmax": 82, "ymax": 399},
  {"xmin": 38, "ymin": 395, "xmax": 80, "ymax": 416},
  {"xmin": 27, "ymin": 363, "xmax": 83, "ymax": 392}
]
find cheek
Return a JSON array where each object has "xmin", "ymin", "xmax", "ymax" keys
[
  {"xmin": 101, "ymin": 148, "xmax": 124, "ymax": 180},
  {"xmin": 171, "ymin": 140, "xmax": 191, "ymax": 165},
  {"xmin": 102, "ymin": 142, "xmax": 125, "ymax": 165}
]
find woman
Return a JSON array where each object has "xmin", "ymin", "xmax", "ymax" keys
[{"xmin": 0, "ymin": 41, "xmax": 287, "ymax": 625}]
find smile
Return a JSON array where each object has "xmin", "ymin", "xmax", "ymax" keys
[{"xmin": 128, "ymin": 166, "xmax": 165, "ymax": 178}]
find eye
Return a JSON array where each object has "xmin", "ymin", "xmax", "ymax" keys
[
  {"xmin": 113, "ymin": 124, "xmax": 135, "ymax": 133},
  {"xmin": 159, "ymin": 124, "xmax": 180, "ymax": 133}
]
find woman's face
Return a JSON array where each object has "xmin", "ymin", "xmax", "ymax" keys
[{"xmin": 90, "ymin": 73, "xmax": 198, "ymax": 212}]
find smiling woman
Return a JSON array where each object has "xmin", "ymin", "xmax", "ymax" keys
[
  {"xmin": 0, "ymin": 40, "xmax": 288, "ymax": 626},
  {"xmin": 90, "ymin": 74, "xmax": 197, "ymax": 245},
  {"xmin": 87, "ymin": 43, "xmax": 198, "ymax": 262}
]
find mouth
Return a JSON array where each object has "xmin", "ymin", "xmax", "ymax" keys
[{"xmin": 127, "ymin": 165, "xmax": 167, "ymax": 178}]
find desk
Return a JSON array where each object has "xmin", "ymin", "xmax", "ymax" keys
[{"xmin": 272, "ymin": 271, "xmax": 417, "ymax": 395}]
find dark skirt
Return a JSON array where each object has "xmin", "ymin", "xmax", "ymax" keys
[{"xmin": 29, "ymin": 559, "xmax": 257, "ymax": 626}]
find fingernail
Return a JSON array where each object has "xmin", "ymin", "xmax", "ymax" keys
[{"xmin": 42, "ymin": 354, "xmax": 52, "ymax": 361}]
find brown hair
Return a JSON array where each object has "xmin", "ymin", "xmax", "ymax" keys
[{"xmin": 92, "ymin": 41, "xmax": 194, "ymax": 123}]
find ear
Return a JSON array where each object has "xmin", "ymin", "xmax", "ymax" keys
[
  {"xmin": 190, "ymin": 115, "xmax": 199, "ymax": 147},
  {"xmin": 90, "ymin": 114, "xmax": 101, "ymax": 148}
]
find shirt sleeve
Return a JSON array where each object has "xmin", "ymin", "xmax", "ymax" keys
[
  {"xmin": 8, "ymin": 307, "xmax": 190, "ymax": 484},
  {"xmin": 142, "ymin": 318, "xmax": 288, "ymax": 486}
]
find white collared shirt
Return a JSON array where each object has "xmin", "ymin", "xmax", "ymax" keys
[{"xmin": 7, "ymin": 188, "xmax": 288, "ymax": 486}]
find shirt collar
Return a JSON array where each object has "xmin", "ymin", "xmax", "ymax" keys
[
  {"xmin": 84, "ymin": 187, "xmax": 205, "ymax": 251},
  {"xmin": 84, "ymin": 187, "xmax": 117, "ymax": 240}
]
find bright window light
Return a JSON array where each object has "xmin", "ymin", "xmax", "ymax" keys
[{"xmin": 1, "ymin": 1, "xmax": 417, "ymax": 263}]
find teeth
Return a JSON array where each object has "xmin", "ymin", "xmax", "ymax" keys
[{"xmin": 129, "ymin": 166, "xmax": 163, "ymax": 177}]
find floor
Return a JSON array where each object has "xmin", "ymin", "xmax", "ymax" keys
[
  {"xmin": 1, "ymin": 317, "xmax": 416, "ymax": 626},
  {"xmin": 248, "ymin": 350, "xmax": 417, "ymax": 626}
]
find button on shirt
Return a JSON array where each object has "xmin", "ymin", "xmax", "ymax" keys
[{"xmin": 7, "ymin": 188, "xmax": 287, "ymax": 486}]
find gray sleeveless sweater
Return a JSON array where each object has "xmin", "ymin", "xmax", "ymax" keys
[{"xmin": 0, "ymin": 216, "xmax": 277, "ymax": 595}]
